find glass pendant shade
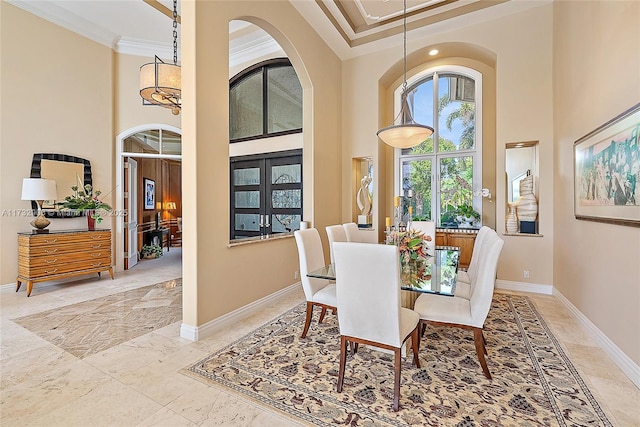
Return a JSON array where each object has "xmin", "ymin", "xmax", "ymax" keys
[{"xmin": 377, "ymin": 95, "xmax": 434, "ymax": 148}]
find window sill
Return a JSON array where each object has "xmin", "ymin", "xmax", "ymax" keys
[{"xmin": 228, "ymin": 232, "xmax": 295, "ymax": 248}]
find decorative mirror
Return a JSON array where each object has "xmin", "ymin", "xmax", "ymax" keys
[{"xmin": 29, "ymin": 153, "xmax": 92, "ymax": 217}]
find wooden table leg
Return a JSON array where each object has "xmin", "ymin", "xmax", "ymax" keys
[
  {"xmin": 108, "ymin": 267, "xmax": 114, "ymax": 280},
  {"xmin": 26, "ymin": 281, "xmax": 34, "ymax": 297},
  {"xmin": 16, "ymin": 279, "xmax": 21, "ymax": 292}
]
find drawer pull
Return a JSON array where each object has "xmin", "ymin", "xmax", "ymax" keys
[
  {"xmin": 44, "ymin": 238, "xmax": 58, "ymax": 243},
  {"xmin": 44, "ymin": 248, "xmax": 58, "ymax": 254},
  {"xmin": 92, "ymin": 253, "xmax": 103, "ymax": 258},
  {"xmin": 45, "ymin": 269, "xmax": 58, "ymax": 274},
  {"xmin": 91, "ymin": 262, "xmax": 103, "ymax": 267},
  {"xmin": 91, "ymin": 245, "xmax": 103, "ymax": 249},
  {"xmin": 44, "ymin": 259, "xmax": 58, "ymax": 264}
]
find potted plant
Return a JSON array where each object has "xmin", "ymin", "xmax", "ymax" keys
[
  {"xmin": 57, "ymin": 178, "xmax": 112, "ymax": 230},
  {"xmin": 141, "ymin": 244, "xmax": 163, "ymax": 259},
  {"xmin": 454, "ymin": 204, "xmax": 481, "ymax": 227}
]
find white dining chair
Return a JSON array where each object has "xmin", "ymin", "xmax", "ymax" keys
[
  {"xmin": 413, "ymin": 228, "xmax": 504, "ymax": 379},
  {"xmin": 343, "ymin": 222, "xmax": 378, "ymax": 243},
  {"xmin": 333, "ymin": 241, "xmax": 421, "ymax": 411},
  {"xmin": 455, "ymin": 225, "xmax": 492, "ymax": 299},
  {"xmin": 325, "ymin": 224, "xmax": 348, "ymax": 264},
  {"xmin": 410, "ymin": 220, "xmax": 436, "ymax": 254},
  {"xmin": 294, "ymin": 228, "xmax": 337, "ymax": 338}
]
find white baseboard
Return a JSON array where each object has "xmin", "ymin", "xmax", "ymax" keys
[
  {"xmin": 496, "ymin": 279, "xmax": 553, "ymax": 295},
  {"xmin": 180, "ymin": 282, "xmax": 301, "ymax": 341},
  {"xmin": 553, "ymin": 288, "xmax": 640, "ymax": 389}
]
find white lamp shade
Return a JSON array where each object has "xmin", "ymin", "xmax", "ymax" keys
[
  {"xmin": 140, "ymin": 61, "xmax": 181, "ymax": 107},
  {"xmin": 21, "ymin": 178, "xmax": 57, "ymax": 201}
]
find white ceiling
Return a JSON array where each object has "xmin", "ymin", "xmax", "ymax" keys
[{"xmin": 6, "ymin": 0, "xmax": 547, "ymax": 62}]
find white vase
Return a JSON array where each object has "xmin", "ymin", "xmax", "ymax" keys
[
  {"xmin": 506, "ymin": 202, "xmax": 518, "ymax": 233},
  {"xmin": 516, "ymin": 174, "xmax": 538, "ymax": 222}
]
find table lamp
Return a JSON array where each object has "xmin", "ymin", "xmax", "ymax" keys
[{"xmin": 21, "ymin": 178, "xmax": 57, "ymax": 233}]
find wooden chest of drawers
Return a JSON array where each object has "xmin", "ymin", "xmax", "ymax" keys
[{"xmin": 16, "ymin": 229, "xmax": 114, "ymax": 297}]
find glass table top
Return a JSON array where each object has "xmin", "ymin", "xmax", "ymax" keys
[{"xmin": 307, "ymin": 247, "xmax": 460, "ymax": 296}]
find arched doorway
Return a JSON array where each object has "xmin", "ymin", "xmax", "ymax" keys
[{"xmin": 115, "ymin": 124, "xmax": 182, "ymax": 272}]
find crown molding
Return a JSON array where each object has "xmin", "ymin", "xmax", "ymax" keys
[
  {"xmin": 229, "ymin": 35, "xmax": 283, "ymax": 69},
  {"xmin": 6, "ymin": 0, "xmax": 118, "ymax": 50},
  {"xmin": 117, "ymin": 38, "xmax": 175, "ymax": 60}
]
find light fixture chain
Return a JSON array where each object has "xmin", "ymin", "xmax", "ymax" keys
[
  {"xmin": 173, "ymin": 0, "xmax": 178, "ymax": 65},
  {"xmin": 402, "ymin": 0, "xmax": 407, "ymax": 94}
]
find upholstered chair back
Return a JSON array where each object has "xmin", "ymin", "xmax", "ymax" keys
[
  {"xmin": 468, "ymin": 229, "xmax": 504, "ymax": 327},
  {"xmin": 343, "ymin": 222, "xmax": 378, "ymax": 243},
  {"xmin": 294, "ymin": 228, "xmax": 330, "ymax": 301},
  {"xmin": 333, "ymin": 242, "xmax": 404, "ymax": 348},
  {"xmin": 325, "ymin": 224, "xmax": 348, "ymax": 264},
  {"xmin": 466, "ymin": 225, "xmax": 492, "ymax": 283}
]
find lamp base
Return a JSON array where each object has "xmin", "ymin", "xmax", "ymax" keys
[
  {"xmin": 31, "ymin": 229, "xmax": 50, "ymax": 234},
  {"xmin": 30, "ymin": 211, "xmax": 51, "ymax": 233}
]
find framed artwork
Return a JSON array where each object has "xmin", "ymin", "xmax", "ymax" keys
[
  {"xmin": 144, "ymin": 178, "xmax": 155, "ymax": 210},
  {"xmin": 573, "ymin": 103, "xmax": 640, "ymax": 227}
]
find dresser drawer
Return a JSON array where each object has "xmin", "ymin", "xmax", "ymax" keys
[
  {"xmin": 18, "ymin": 232, "xmax": 110, "ymax": 250},
  {"xmin": 19, "ymin": 256, "xmax": 111, "ymax": 277},
  {"xmin": 16, "ymin": 230, "xmax": 114, "ymax": 297}
]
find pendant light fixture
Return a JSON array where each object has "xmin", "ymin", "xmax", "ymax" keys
[
  {"xmin": 140, "ymin": 0, "xmax": 181, "ymax": 115},
  {"xmin": 377, "ymin": 0, "xmax": 433, "ymax": 149}
]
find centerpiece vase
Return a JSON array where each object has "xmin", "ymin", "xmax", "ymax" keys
[{"xmin": 86, "ymin": 210, "xmax": 96, "ymax": 231}]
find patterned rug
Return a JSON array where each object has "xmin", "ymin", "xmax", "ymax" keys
[
  {"xmin": 183, "ymin": 294, "xmax": 613, "ymax": 426},
  {"xmin": 13, "ymin": 278, "xmax": 182, "ymax": 359}
]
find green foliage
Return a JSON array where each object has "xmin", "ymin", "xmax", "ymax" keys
[
  {"xmin": 57, "ymin": 178, "xmax": 112, "ymax": 223},
  {"xmin": 141, "ymin": 244, "xmax": 163, "ymax": 258}
]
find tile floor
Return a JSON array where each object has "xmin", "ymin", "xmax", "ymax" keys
[{"xmin": 1, "ymin": 248, "xmax": 638, "ymax": 426}]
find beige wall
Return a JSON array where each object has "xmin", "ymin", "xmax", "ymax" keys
[
  {"xmin": 0, "ymin": 3, "xmax": 114, "ymax": 284},
  {"xmin": 553, "ymin": 0, "xmax": 640, "ymax": 365},
  {"xmin": 180, "ymin": 1, "xmax": 342, "ymax": 326},
  {"xmin": 342, "ymin": 3, "xmax": 555, "ymax": 286}
]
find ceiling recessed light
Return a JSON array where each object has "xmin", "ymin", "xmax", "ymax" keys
[{"xmin": 429, "ymin": 49, "xmax": 439, "ymax": 56}]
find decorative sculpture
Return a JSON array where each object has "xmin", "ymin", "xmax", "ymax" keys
[
  {"xmin": 356, "ymin": 175, "xmax": 372, "ymax": 216},
  {"xmin": 356, "ymin": 175, "xmax": 373, "ymax": 227}
]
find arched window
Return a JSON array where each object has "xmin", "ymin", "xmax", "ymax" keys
[
  {"xmin": 229, "ymin": 58, "xmax": 304, "ymax": 240},
  {"xmin": 396, "ymin": 66, "xmax": 482, "ymax": 227},
  {"xmin": 230, "ymin": 58, "xmax": 302, "ymax": 142}
]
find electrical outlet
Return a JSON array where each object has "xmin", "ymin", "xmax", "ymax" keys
[
  {"xmin": 294, "ymin": 271, "xmax": 299, "ymax": 279},
  {"xmin": 524, "ymin": 270, "xmax": 530, "ymax": 279}
]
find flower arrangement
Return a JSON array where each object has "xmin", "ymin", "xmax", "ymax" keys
[
  {"xmin": 58, "ymin": 180, "xmax": 112, "ymax": 223},
  {"xmin": 390, "ymin": 228, "xmax": 432, "ymax": 264}
]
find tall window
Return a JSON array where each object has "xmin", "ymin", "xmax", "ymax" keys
[
  {"xmin": 397, "ymin": 67, "xmax": 482, "ymax": 226},
  {"xmin": 230, "ymin": 58, "xmax": 302, "ymax": 142},
  {"xmin": 230, "ymin": 150, "xmax": 302, "ymax": 240}
]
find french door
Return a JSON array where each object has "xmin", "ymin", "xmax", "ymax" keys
[{"xmin": 230, "ymin": 150, "xmax": 302, "ymax": 240}]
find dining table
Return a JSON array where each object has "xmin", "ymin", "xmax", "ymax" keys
[{"xmin": 307, "ymin": 246, "xmax": 461, "ymax": 308}]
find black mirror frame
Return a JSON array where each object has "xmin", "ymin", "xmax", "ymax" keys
[{"xmin": 29, "ymin": 153, "xmax": 93, "ymax": 218}]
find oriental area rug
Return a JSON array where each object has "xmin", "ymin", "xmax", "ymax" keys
[{"xmin": 182, "ymin": 294, "xmax": 612, "ymax": 426}]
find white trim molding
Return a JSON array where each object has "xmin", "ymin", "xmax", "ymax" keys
[
  {"xmin": 180, "ymin": 282, "xmax": 301, "ymax": 341},
  {"xmin": 496, "ymin": 279, "xmax": 553, "ymax": 295},
  {"xmin": 553, "ymin": 289, "xmax": 640, "ymax": 389}
]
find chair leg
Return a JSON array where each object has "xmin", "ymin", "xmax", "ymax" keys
[
  {"xmin": 393, "ymin": 348, "xmax": 402, "ymax": 411},
  {"xmin": 411, "ymin": 326, "xmax": 421, "ymax": 368},
  {"xmin": 337, "ymin": 336, "xmax": 348, "ymax": 393},
  {"xmin": 301, "ymin": 302, "xmax": 314, "ymax": 338},
  {"xmin": 319, "ymin": 306, "xmax": 327, "ymax": 323},
  {"xmin": 473, "ymin": 328, "xmax": 492, "ymax": 379},
  {"xmin": 420, "ymin": 321, "xmax": 427, "ymax": 337},
  {"xmin": 482, "ymin": 330, "xmax": 488, "ymax": 354}
]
